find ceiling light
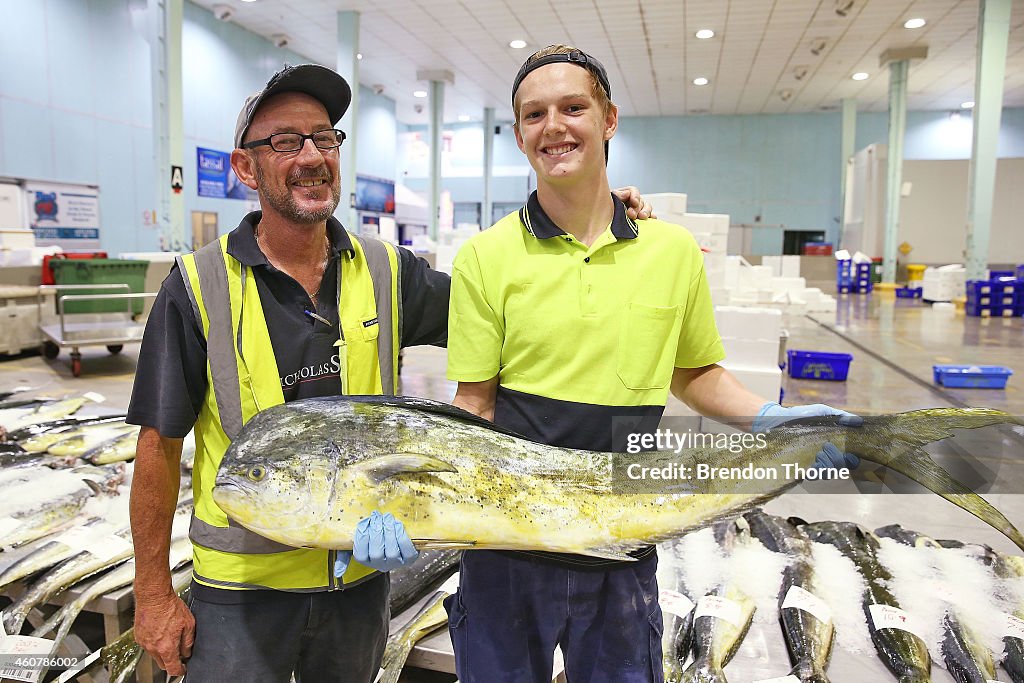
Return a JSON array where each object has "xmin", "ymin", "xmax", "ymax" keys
[
  {"xmin": 458, "ymin": 115, "xmax": 470, "ymax": 122},
  {"xmin": 961, "ymin": 101, "xmax": 975, "ymax": 109},
  {"xmin": 903, "ymin": 18, "xmax": 926, "ymax": 29},
  {"xmin": 851, "ymin": 72, "xmax": 869, "ymax": 81},
  {"xmin": 413, "ymin": 90, "xmax": 427, "ymax": 98},
  {"xmin": 357, "ymin": 53, "xmax": 363, "ymax": 60},
  {"xmin": 693, "ymin": 77, "xmax": 709, "ymax": 86},
  {"xmin": 240, "ymin": 0, "xmax": 256, "ymax": 3},
  {"xmin": 695, "ymin": 29, "xmax": 714, "ymax": 39},
  {"xmin": 509, "ymin": 40, "xmax": 527, "ymax": 49}
]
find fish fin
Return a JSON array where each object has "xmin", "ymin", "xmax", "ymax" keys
[
  {"xmin": 844, "ymin": 409, "xmax": 1024, "ymax": 551},
  {"xmin": 786, "ymin": 515, "xmax": 810, "ymax": 527},
  {"xmin": 353, "ymin": 454, "xmax": 458, "ymax": 484},
  {"xmin": 877, "ymin": 446, "xmax": 1024, "ymax": 551},
  {"xmin": 581, "ymin": 547, "xmax": 642, "ymax": 562}
]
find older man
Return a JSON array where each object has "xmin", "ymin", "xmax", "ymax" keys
[{"xmin": 126, "ymin": 64, "xmax": 447, "ymax": 681}]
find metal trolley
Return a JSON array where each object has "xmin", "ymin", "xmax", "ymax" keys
[{"xmin": 36, "ymin": 285, "xmax": 157, "ymax": 377}]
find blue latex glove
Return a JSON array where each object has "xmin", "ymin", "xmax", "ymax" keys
[
  {"xmin": 333, "ymin": 510, "xmax": 419, "ymax": 577},
  {"xmin": 752, "ymin": 402, "xmax": 862, "ymax": 470}
]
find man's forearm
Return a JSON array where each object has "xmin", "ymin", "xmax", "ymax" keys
[
  {"xmin": 130, "ymin": 426, "xmax": 184, "ymax": 602},
  {"xmin": 670, "ymin": 364, "xmax": 769, "ymax": 430}
]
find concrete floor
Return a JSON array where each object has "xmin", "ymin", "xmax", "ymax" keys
[{"xmin": 2, "ymin": 291, "xmax": 1021, "ymax": 682}]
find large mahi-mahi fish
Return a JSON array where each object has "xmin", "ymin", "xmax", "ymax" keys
[{"xmin": 212, "ymin": 396, "xmax": 1024, "ymax": 558}]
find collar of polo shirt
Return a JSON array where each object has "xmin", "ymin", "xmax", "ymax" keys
[
  {"xmin": 227, "ymin": 212, "xmax": 356, "ymax": 266},
  {"xmin": 518, "ymin": 192, "xmax": 639, "ymax": 241}
]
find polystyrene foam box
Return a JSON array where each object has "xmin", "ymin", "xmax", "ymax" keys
[
  {"xmin": 682, "ymin": 213, "xmax": 729, "ymax": 235},
  {"xmin": 721, "ymin": 365, "xmax": 782, "ymax": 403},
  {"xmin": 714, "ymin": 306, "xmax": 782, "ymax": 341},
  {"xmin": 721, "ymin": 337, "xmax": 781, "ymax": 370},
  {"xmin": 647, "ymin": 193, "xmax": 688, "ymax": 217},
  {"xmin": 781, "ymin": 255, "xmax": 801, "ymax": 277}
]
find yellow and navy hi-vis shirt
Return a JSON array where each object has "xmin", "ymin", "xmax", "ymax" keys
[{"xmin": 447, "ymin": 191, "xmax": 725, "ymax": 455}]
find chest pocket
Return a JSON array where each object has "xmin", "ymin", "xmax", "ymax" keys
[
  {"xmin": 616, "ymin": 303, "xmax": 683, "ymax": 390},
  {"xmin": 340, "ymin": 315, "xmax": 382, "ymax": 393}
]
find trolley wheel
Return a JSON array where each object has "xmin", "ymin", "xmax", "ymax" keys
[
  {"xmin": 71, "ymin": 352, "xmax": 82, "ymax": 378},
  {"xmin": 106, "ymin": 345, "xmax": 123, "ymax": 354},
  {"xmin": 41, "ymin": 341, "xmax": 60, "ymax": 359}
]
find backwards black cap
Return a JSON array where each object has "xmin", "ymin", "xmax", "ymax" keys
[{"xmin": 511, "ymin": 48, "xmax": 612, "ymax": 109}]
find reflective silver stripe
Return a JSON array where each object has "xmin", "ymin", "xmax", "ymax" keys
[
  {"xmin": 191, "ymin": 241, "xmax": 244, "ymax": 440},
  {"xmin": 192, "ymin": 569, "xmax": 378, "ymax": 593},
  {"xmin": 189, "ymin": 513, "xmax": 294, "ymax": 554},
  {"xmin": 395, "ymin": 250, "xmax": 404, "ymax": 350},
  {"xmin": 175, "ymin": 255, "xmax": 202, "ymax": 325},
  {"xmin": 354, "ymin": 235, "xmax": 396, "ymax": 395}
]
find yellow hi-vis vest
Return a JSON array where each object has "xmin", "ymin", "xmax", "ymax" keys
[{"xmin": 176, "ymin": 232, "xmax": 401, "ymax": 591}]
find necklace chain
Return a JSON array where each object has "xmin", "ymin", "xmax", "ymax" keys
[{"xmin": 255, "ymin": 227, "xmax": 330, "ymax": 306}]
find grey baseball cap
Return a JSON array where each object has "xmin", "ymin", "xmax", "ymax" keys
[{"xmin": 234, "ymin": 64, "xmax": 352, "ymax": 148}]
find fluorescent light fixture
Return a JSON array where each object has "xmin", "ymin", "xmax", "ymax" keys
[
  {"xmin": 693, "ymin": 77, "xmax": 709, "ymax": 86},
  {"xmin": 357, "ymin": 53, "xmax": 363, "ymax": 60},
  {"xmin": 240, "ymin": 0, "xmax": 257, "ymax": 3},
  {"xmin": 695, "ymin": 29, "xmax": 714, "ymax": 39},
  {"xmin": 961, "ymin": 101, "xmax": 975, "ymax": 109},
  {"xmin": 458, "ymin": 115, "xmax": 470, "ymax": 122},
  {"xmin": 903, "ymin": 18, "xmax": 926, "ymax": 29},
  {"xmin": 851, "ymin": 72, "xmax": 869, "ymax": 81},
  {"xmin": 413, "ymin": 90, "xmax": 427, "ymax": 98},
  {"xmin": 509, "ymin": 40, "xmax": 527, "ymax": 49}
]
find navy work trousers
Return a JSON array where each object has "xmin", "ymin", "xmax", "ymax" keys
[
  {"xmin": 445, "ymin": 550, "xmax": 664, "ymax": 683},
  {"xmin": 184, "ymin": 573, "xmax": 388, "ymax": 682}
]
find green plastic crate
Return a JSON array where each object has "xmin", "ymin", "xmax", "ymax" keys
[{"xmin": 50, "ymin": 259, "xmax": 149, "ymax": 315}]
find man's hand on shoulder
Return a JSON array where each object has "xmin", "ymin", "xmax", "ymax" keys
[{"xmin": 612, "ymin": 186, "xmax": 654, "ymax": 220}]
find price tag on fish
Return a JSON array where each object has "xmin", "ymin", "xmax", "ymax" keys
[
  {"xmin": 437, "ymin": 572, "xmax": 460, "ymax": 595},
  {"xmin": 82, "ymin": 392, "xmax": 105, "ymax": 403},
  {"xmin": 694, "ymin": 595, "xmax": 743, "ymax": 628},
  {"xmin": 0, "ymin": 516, "xmax": 21, "ymax": 540},
  {"xmin": 0, "ymin": 635, "xmax": 76, "ymax": 682},
  {"xmin": 1003, "ymin": 613, "xmax": 1024, "ymax": 640},
  {"xmin": 868, "ymin": 604, "xmax": 927, "ymax": 641},
  {"xmin": 659, "ymin": 589, "xmax": 695, "ymax": 618},
  {"xmin": 781, "ymin": 585, "xmax": 832, "ymax": 624}
]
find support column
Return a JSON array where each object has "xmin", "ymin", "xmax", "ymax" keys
[
  {"xmin": 337, "ymin": 11, "xmax": 360, "ymax": 233},
  {"xmin": 150, "ymin": 0, "xmax": 184, "ymax": 251},
  {"xmin": 966, "ymin": 0, "xmax": 1011, "ymax": 281},
  {"xmin": 882, "ymin": 60, "xmax": 907, "ymax": 283},
  {"xmin": 483, "ymin": 107, "xmax": 495, "ymax": 229},
  {"xmin": 417, "ymin": 70, "xmax": 454, "ymax": 241},
  {"xmin": 838, "ymin": 98, "xmax": 856, "ymax": 246}
]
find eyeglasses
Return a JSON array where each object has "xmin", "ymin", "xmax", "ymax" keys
[{"xmin": 242, "ymin": 128, "xmax": 347, "ymax": 152}]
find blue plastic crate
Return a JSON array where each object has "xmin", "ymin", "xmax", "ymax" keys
[
  {"xmin": 933, "ymin": 364, "xmax": 1013, "ymax": 389},
  {"xmin": 786, "ymin": 350, "xmax": 853, "ymax": 381},
  {"xmin": 966, "ymin": 301, "xmax": 1017, "ymax": 317},
  {"xmin": 1015, "ymin": 264, "xmax": 1024, "ymax": 281},
  {"xmin": 896, "ymin": 286, "xmax": 922, "ymax": 299}
]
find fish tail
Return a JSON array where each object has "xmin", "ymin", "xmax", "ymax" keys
[
  {"xmin": 1, "ymin": 608, "xmax": 26, "ymax": 636},
  {"xmin": 849, "ymin": 408, "xmax": 1024, "ymax": 551},
  {"xmin": 377, "ymin": 637, "xmax": 415, "ymax": 683}
]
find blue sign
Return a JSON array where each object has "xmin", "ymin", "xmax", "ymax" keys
[
  {"xmin": 355, "ymin": 175, "xmax": 395, "ymax": 214},
  {"xmin": 197, "ymin": 147, "xmax": 256, "ymax": 200}
]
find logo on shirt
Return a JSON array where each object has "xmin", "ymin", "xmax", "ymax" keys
[{"xmin": 281, "ymin": 354, "xmax": 341, "ymax": 388}]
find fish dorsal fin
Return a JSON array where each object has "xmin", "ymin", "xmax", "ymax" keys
[{"xmin": 353, "ymin": 453, "xmax": 458, "ymax": 484}]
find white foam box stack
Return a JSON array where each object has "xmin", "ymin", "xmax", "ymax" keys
[
  {"xmin": 0, "ymin": 286, "xmax": 42, "ymax": 355},
  {"xmin": 713, "ymin": 305, "xmax": 783, "ymax": 404},
  {"xmin": 646, "ymin": 193, "xmax": 688, "ymax": 223},
  {"xmin": 761, "ymin": 255, "xmax": 801, "ymax": 278},
  {"xmin": 922, "ymin": 265, "xmax": 966, "ymax": 302}
]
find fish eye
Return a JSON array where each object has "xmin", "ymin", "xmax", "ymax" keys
[{"xmin": 247, "ymin": 465, "xmax": 266, "ymax": 482}]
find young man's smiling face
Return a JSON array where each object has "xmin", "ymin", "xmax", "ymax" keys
[{"xmin": 514, "ymin": 63, "xmax": 617, "ymax": 187}]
